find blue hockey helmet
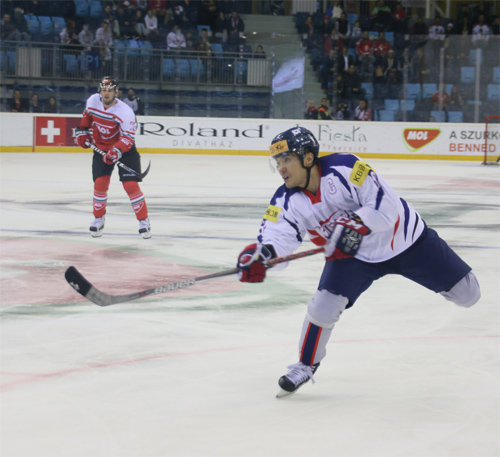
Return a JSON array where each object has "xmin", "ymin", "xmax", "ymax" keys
[{"xmin": 269, "ymin": 127, "xmax": 319, "ymax": 162}]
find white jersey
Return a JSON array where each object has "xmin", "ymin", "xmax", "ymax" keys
[
  {"xmin": 258, "ymin": 154, "xmax": 425, "ymax": 263},
  {"xmin": 81, "ymin": 93, "xmax": 136, "ymax": 152}
]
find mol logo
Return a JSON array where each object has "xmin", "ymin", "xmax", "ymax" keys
[{"xmin": 403, "ymin": 128, "xmax": 441, "ymax": 152}]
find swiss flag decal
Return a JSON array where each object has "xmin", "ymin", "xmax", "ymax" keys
[
  {"xmin": 403, "ymin": 128, "xmax": 440, "ymax": 151},
  {"xmin": 35, "ymin": 117, "xmax": 66, "ymax": 146}
]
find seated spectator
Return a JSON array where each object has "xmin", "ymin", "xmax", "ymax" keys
[
  {"xmin": 349, "ymin": 20, "xmax": 362, "ymax": 48},
  {"xmin": 371, "ymin": 0, "xmax": 392, "ymax": 31},
  {"xmin": 337, "ymin": 46, "xmax": 353, "ymax": 74},
  {"xmin": 123, "ymin": 88, "xmax": 144, "ymax": 115},
  {"xmin": 12, "ymin": 7, "xmax": 31, "ymax": 41},
  {"xmin": 60, "ymin": 18, "xmax": 79, "ymax": 47},
  {"xmin": 320, "ymin": 49, "xmax": 337, "ymax": 89},
  {"xmin": 411, "ymin": 16, "xmax": 428, "ymax": 47},
  {"xmin": 335, "ymin": 12, "xmax": 350, "ymax": 41},
  {"xmin": 167, "ymin": 24, "xmax": 186, "ymax": 51},
  {"xmin": 373, "ymin": 31, "xmax": 392, "ymax": 57},
  {"xmin": 197, "ymin": 27, "xmax": 212, "ymax": 54},
  {"xmin": 447, "ymin": 85, "xmax": 464, "ymax": 110},
  {"xmin": 344, "ymin": 64, "xmax": 364, "ymax": 101},
  {"xmin": 304, "ymin": 100, "xmax": 318, "ymax": 119},
  {"xmin": 214, "ymin": 10, "xmax": 229, "ymax": 43},
  {"xmin": 318, "ymin": 15, "xmax": 334, "ymax": 37},
  {"xmin": 328, "ymin": 1, "xmax": 344, "ymax": 21},
  {"xmin": 144, "ymin": 9, "xmax": 160, "ymax": 42},
  {"xmin": 95, "ymin": 20, "xmax": 113, "ymax": 49},
  {"xmin": 44, "ymin": 96, "xmax": 58, "ymax": 113},
  {"xmin": 472, "ymin": 14, "xmax": 491, "ymax": 47},
  {"xmin": 355, "ymin": 31, "xmax": 373, "ymax": 75},
  {"xmin": 335, "ymin": 100, "xmax": 351, "ymax": 120},
  {"xmin": 253, "ymin": 44, "xmax": 266, "ymax": 58},
  {"xmin": 1, "ymin": 12, "xmax": 30, "ymax": 42},
  {"xmin": 317, "ymin": 97, "xmax": 332, "ymax": 120},
  {"xmin": 457, "ymin": 16, "xmax": 472, "ymax": 35},
  {"xmin": 29, "ymin": 93, "xmax": 43, "ymax": 113},
  {"xmin": 9, "ymin": 89, "xmax": 28, "ymax": 112},
  {"xmin": 134, "ymin": 9, "xmax": 148, "ymax": 39},
  {"xmin": 392, "ymin": 2, "xmax": 407, "ymax": 33},
  {"xmin": 353, "ymin": 99, "xmax": 372, "ymax": 121},
  {"xmin": 115, "ymin": 4, "xmax": 136, "ymax": 39},
  {"xmin": 428, "ymin": 15, "xmax": 445, "ymax": 59},
  {"xmin": 102, "ymin": 4, "xmax": 119, "ymax": 37},
  {"xmin": 431, "ymin": 83, "xmax": 450, "ymax": 110},
  {"xmin": 228, "ymin": 10, "xmax": 244, "ymax": 45},
  {"xmin": 333, "ymin": 72, "xmax": 348, "ymax": 103},
  {"xmin": 324, "ymin": 29, "xmax": 344, "ymax": 55},
  {"xmin": 385, "ymin": 68, "xmax": 401, "ymax": 99},
  {"xmin": 78, "ymin": 24, "xmax": 94, "ymax": 51},
  {"xmin": 411, "ymin": 47, "xmax": 431, "ymax": 84},
  {"xmin": 373, "ymin": 63, "xmax": 387, "ymax": 100}
]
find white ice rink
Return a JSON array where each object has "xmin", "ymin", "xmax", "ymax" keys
[{"xmin": 0, "ymin": 152, "xmax": 499, "ymax": 457}]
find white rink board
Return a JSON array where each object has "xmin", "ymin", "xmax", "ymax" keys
[{"xmin": 0, "ymin": 113, "xmax": 496, "ymax": 159}]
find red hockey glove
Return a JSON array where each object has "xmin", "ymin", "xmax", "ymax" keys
[
  {"xmin": 324, "ymin": 214, "xmax": 371, "ymax": 261},
  {"xmin": 103, "ymin": 147, "xmax": 122, "ymax": 165},
  {"xmin": 237, "ymin": 243, "xmax": 275, "ymax": 283},
  {"xmin": 75, "ymin": 128, "xmax": 91, "ymax": 149}
]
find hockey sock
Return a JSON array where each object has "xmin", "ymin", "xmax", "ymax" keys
[
  {"xmin": 299, "ymin": 319, "xmax": 333, "ymax": 366},
  {"xmin": 122, "ymin": 181, "xmax": 148, "ymax": 220},
  {"xmin": 93, "ymin": 175, "xmax": 111, "ymax": 217}
]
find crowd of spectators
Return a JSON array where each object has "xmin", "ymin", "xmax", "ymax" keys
[{"xmin": 301, "ymin": 0, "xmax": 499, "ymax": 121}]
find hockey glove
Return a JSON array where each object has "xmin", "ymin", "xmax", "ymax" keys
[
  {"xmin": 237, "ymin": 243, "xmax": 275, "ymax": 283},
  {"xmin": 324, "ymin": 214, "xmax": 371, "ymax": 261},
  {"xmin": 103, "ymin": 147, "xmax": 122, "ymax": 165},
  {"xmin": 75, "ymin": 128, "xmax": 91, "ymax": 149}
]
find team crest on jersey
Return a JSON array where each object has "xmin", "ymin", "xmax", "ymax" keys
[
  {"xmin": 263, "ymin": 205, "xmax": 281, "ymax": 222},
  {"xmin": 349, "ymin": 160, "xmax": 373, "ymax": 186}
]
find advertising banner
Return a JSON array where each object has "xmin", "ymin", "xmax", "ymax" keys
[{"xmin": 0, "ymin": 113, "xmax": 495, "ymax": 161}]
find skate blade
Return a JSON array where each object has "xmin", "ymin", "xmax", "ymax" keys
[{"xmin": 276, "ymin": 388, "xmax": 295, "ymax": 398}]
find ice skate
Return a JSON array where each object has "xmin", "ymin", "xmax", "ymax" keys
[
  {"xmin": 89, "ymin": 216, "xmax": 105, "ymax": 237},
  {"xmin": 139, "ymin": 218, "xmax": 151, "ymax": 239},
  {"xmin": 276, "ymin": 362, "xmax": 319, "ymax": 398}
]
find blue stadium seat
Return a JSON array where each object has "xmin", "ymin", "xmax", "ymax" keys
[
  {"xmin": 430, "ymin": 110, "xmax": 446, "ymax": 122},
  {"xmin": 400, "ymin": 99, "xmax": 415, "ymax": 111},
  {"xmin": 63, "ymin": 54, "xmax": 83, "ymax": 73},
  {"xmin": 88, "ymin": 0, "xmax": 103, "ymax": 19},
  {"xmin": 51, "ymin": 16, "xmax": 66, "ymax": 35},
  {"xmin": 378, "ymin": 110, "xmax": 396, "ymax": 121},
  {"xmin": 487, "ymin": 84, "xmax": 500, "ymax": 101},
  {"xmin": 469, "ymin": 48, "xmax": 483, "ymax": 65},
  {"xmin": 177, "ymin": 59, "xmax": 190, "ymax": 77},
  {"xmin": 448, "ymin": 111, "xmax": 463, "ymax": 122},
  {"xmin": 162, "ymin": 58, "xmax": 175, "ymax": 77},
  {"xmin": 24, "ymin": 15, "xmax": 40, "ymax": 37},
  {"xmin": 460, "ymin": 67, "xmax": 475, "ymax": 84},
  {"xmin": 361, "ymin": 82, "xmax": 373, "ymax": 99},
  {"xmin": 74, "ymin": 0, "xmax": 89, "ymax": 18},
  {"xmin": 384, "ymin": 99, "xmax": 399, "ymax": 111},
  {"xmin": 38, "ymin": 16, "xmax": 54, "ymax": 39},
  {"xmin": 384, "ymin": 31, "xmax": 394, "ymax": 46},
  {"xmin": 405, "ymin": 84, "xmax": 421, "ymax": 100},
  {"xmin": 493, "ymin": 67, "xmax": 500, "ymax": 84},
  {"xmin": 139, "ymin": 40, "xmax": 153, "ymax": 56},
  {"xmin": 210, "ymin": 43, "xmax": 223, "ymax": 58},
  {"xmin": 126, "ymin": 39, "xmax": 141, "ymax": 55},
  {"xmin": 422, "ymin": 83, "xmax": 437, "ymax": 99},
  {"xmin": 189, "ymin": 59, "xmax": 204, "ymax": 78},
  {"xmin": 347, "ymin": 13, "xmax": 358, "ymax": 25}
]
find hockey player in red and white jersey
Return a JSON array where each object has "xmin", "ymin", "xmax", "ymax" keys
[
  {"xmin": 236, "ymin": 127, "xmax": 481, "ymax": 397},
  {"xmin": 75, "ymin": 76, "xmax": 151, "ymax": 238}
]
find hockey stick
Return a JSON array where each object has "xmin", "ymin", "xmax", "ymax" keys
[
  {"xmin": 64, "ymin": 247, "xmax": 324, "ymax": 307},
  {"xmin": 90, "ymin": 144, "xmax": 151, "ymax": 180}
]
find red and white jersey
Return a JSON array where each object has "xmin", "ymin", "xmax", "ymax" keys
[
  {"xmin": 80, "ymin": 93, "xmax": 136, "ymax": 152},
  {"xmin": 257, "ymin": 154, "xmax": 425, "ymax": 263}
]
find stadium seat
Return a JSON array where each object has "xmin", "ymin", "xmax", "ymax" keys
[
  {"xmin": 177, "ymin": 59, "xmax": 190, "ymax": 78},
  {"xmin": 405, "ymin": 84, "xmax": 421, "ymax": 100},
  {"xmin": 210, "ymin": 43, "xmax": 223, "ymax": 58},
  {"xmin": 139, "ymin": 40, "xmax": 153, "ymax": 56},
  {"xmin": 162, "ymin": 58, "xmax": 175, "ymax": 77},
  {"xmin": 51, "ymin": 16, "xmax": 66, "ymax": 35},
  {"xmin": 448, "ymin": 111, "xmax": 463, "ymax": 122},
  {"xmin": 400, "ymin": 99, "xmax": 415, "ymax": 111},
  {"xmin": 361, "ymin": 82, "xmax": 373, "ymax": 99},
  {"xmin": 430, "ymin": 110, "xmax": 446, "ymax": 122},
  {"xmin": 378, "ymin": 110, "xmax": 396, "ymax": 121},
  {"xmin": 384, "ymin": 99, "xmax": 399, "ymax": 111},
  {"xmin": 460, "ymin": 67, "xmax": 475, "ymax": 84},
  {"xmin": 468, "ymin": 48, "xmax": 483, "ymax": 65},
  {"xmin": 189, "ymin": 59, "xmax": 204, "ymax": 78},
  {"xmin": 74, "ymin": 0, "xmax": 89, "ymax": 18},
  {"xmin": 88, "ymin": 0, "xmax": 103, "ymax": 19},
  {"xmin": 422, "ymin": 83, "xmax": 437, "ymax": 99},
  {"xmin": 384, "ymin": 31, "xmax": 394, "ymax": 46},
  {"xmin": 38, "ymin": 16, "xmax": 54, "ymax": 40},
  {"xmin": 347, "ymin": 13, "xmax": 358, "ymax": 25},
  {"xmin": 24, "ymin": 15, "xmax": 40, "ymax": 38},
  {"xmin": 63, "ymin": 54, "xmax": 83, "ymax": 73},
  {"xmin": 493, "ymin": 67, "xmax": 500, "ymax": 84},
  {"xmin": 126, "ymin": 39, "xmax": 141, "ymax": 55},
  {"xmin": 487, "ymin": 84, "xmax": 500, "ymax": 101}
]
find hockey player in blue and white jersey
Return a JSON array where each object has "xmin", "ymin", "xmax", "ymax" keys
[{"xmin": 236, "ymin": 126, "xmax": 481, "ymax": 397}]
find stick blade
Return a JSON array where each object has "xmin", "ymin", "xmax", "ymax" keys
[
  {"xmin": 140, "ymin": 161, "xmax": 151, "ymax": 179},
  {"xmin": 65, "ymin": 266, "xmax": 112, "ymax": 306}
]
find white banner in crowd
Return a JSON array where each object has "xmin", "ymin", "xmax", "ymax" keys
[{"xmin": 272, "ymin": 57, "xmax": 305, "ymax": 94}]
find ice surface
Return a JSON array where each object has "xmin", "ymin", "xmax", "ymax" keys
[{"xmin": 0, "ymin": 153, "xmax": 499, "ymax": 457}]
